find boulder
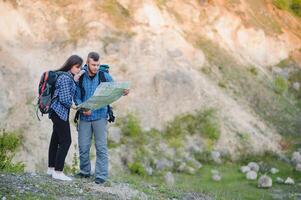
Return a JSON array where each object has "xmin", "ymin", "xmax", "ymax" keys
[
  {"xmin": 240, "ymin": 166, "xmax": 251, "ymax": 173},
  {"xmin": 284, "ymin": 177, "xmax": 294, "ymax": 185},
  {"xmin": 248, "ymin": 162, "xmax": 260, "ymax": 172},
  {"xmin": 164, "ymin": 172, "xmax": 175, "ymax": 187},
  {"xmin": 246, "ymin": 171, "xmax": 257, "ymax": 180},
  {"xmin": 270, "ymin": 168, "xmax": 279, "ymax": 174},
  {"xmin": 258, "ymin": 175, "xmax": 272, "ymax": 188}
]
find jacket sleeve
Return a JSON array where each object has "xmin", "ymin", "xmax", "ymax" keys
[
  {"xmin": 74, "ymin": 83, "xmax": 82, "ymax": 106},
  {"xmin": 57, "ymin": 75, "xmax": 73, "ymax": 108}
]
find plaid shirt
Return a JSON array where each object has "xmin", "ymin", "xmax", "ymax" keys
[
  {"xmin": 74, "ymin": 66, "xmax": 113, "ymax": 122},
  {"xmin": 50, "ymin": 71, "xmax": 76, "ymax": 121}
]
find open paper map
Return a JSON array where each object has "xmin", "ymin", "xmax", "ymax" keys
[{"xmin": 77, "ymin": 82, "xmax": 130, "ymax": 110}]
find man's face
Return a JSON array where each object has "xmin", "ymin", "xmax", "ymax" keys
[{"xmin": 87, "ymin": 58, "xmax": 100, "ymax": 75}]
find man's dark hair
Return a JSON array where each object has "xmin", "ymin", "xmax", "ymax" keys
[{"xmin": 87, "ymin": 52, "xmax": 100, "ymax": 62}]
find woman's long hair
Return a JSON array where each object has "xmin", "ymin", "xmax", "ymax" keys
[{"xmin": 57, "ymin": 55, "xmax": 83, "ymax": 72}]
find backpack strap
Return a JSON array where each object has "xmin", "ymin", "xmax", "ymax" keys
[{"xmin": 98, "ymin": 71, "xmax": 107, "ymax": 83}]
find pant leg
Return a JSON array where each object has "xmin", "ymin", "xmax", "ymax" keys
[
  {"xmin": 51, "ymin": 112, "xmax": 72, "ymax": 171},
  {"xmin": 92, "ymin": 118, "xmax": 108, "ymax": 180},
  {"xmin": 48, "ymin": 120, "xmax": 58, "ymax": 168},
  {"xmin": 78, "ymin": 120, "xmax": 93, "ymax": 175}
]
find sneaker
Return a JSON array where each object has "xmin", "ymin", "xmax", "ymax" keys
[
  {"xmin": 75, "ymin": 172, "xmax": 90, "ymax": 178},
  {"xmin": 47, "ymin": 167, "xmax": 54, "ymax": 176},
  {"xmin": 95, "ymin": 178, "xmax": 106, "ymax": 185},
  {"xmin": 52, "ymin": 171, "xmax": 72, "ymax": 181}
]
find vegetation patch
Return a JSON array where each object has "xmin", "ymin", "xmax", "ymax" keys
[{"xmin": 0, "ymin": 130, "xmax": 24, "ymax": 173}]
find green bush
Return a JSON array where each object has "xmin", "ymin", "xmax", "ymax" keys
[
  {"xmin": 121, "ymin": 114, "xmax": 142, "ymax": 138},
  {"xmin": 0, "ymin": 131, "xmax": 24, "ymax": 172},
  {"xmin": 291, "ymin": 0, "xmax": 301, "ymax": 16},
  {"xmin": 128, "ymin": 162, "xmax": 146, "ymax": 176},
  {"xmin": 165, "ymin": 108, "xmax": 220, "ymax": 141},
  {"xmin": 274, "ymin": 76, "xmax": 288, "ymax": 94}
]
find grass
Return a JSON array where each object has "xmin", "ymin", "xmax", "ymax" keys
[
  {"xmin": 0, "ymin": 130, "xmax": 24, "ymax": 173},
  {"xmin": 273, "ymin": 0, "xmax": 301, "ymax": 18},
  {"xmin": 112, "ymin": 155, "xmax": 301, "ymax": 200}
]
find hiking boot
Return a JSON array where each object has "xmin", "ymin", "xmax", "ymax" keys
[
  {"xmin": 75, "ymin": 172, "xmax": 90, "ymax": 178},
  {"xmin": 95, "ymin": 178, "xmax": 106, "ymax": 185}
]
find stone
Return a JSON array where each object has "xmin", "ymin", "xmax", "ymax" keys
[
  {"xmin": 145, "ymin": 166, "xmax": 153, "ymax": 176},
  {"xmin": 108, "ymin": 127, "xmax": 121, "ymax": 144},
  {"xmin": 164, "ymin": 172, "xmax": 175, "ymax": 186},
  {"xmin": 240, "ymin": 166, "xmax": 251, "ymax": 173},
  {"xmin": 276, "ymin": 177, "xmax": 284, "ymax": 184},
  {"xmin": 156, "ymin": 158, "xmax": 174, "ymax": 170},
  {"xmin": 270, "ymin": 168, "xmax": 279, "ymax": 174},
  {"xmin": 296, "ymin": 163, "xmax": 301, "ymax": 172},
  {"xmin": 258, "ymin": 175, "xmax": 272, "ymax": 188},
  {"xmin": 248, "ymin": 162, "xmax": 260, "ymax": 172},
  {"xmin": 212, "ymin": 174, "xmax": 221, "ymax": 181},
  {"xmin": 293, "ymin": 82, "xmax": 300, "ymax": 91},
  {"xmin": 291, "ymin": 151, "xmax": 301, "ymax": 165},
  {"xmin": 246, "ymin": 171, "xmax": 257, "ymax": 180},
  {"xmin": 284, "ymin": 177, "xmax": 294, "ymax": 185},
  {"xmin": 211, "ymin": 151, "xmax": 222, "ymax": 164},
  {"xmin": 211, "ymin": 169, "xmax": 219, "ymax": 175}
]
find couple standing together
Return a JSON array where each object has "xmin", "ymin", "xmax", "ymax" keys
[{"xmin": 46, "ymin": 52, "xmax": 129, "ymax": 184}]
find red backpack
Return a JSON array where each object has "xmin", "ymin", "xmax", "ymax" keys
[{"xmin": 36, "ymin": 71, "xmax": 66, "ymax": 120}]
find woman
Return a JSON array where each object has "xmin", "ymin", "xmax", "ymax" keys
[{"xmin": 47, "ymin": 55, "xmax": 83, "ymax": 181}]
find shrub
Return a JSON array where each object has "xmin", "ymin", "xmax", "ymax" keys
[
  {"xmin": 0, "ymin": 130, "xmax": 24, "ymax": 172},
  {"xmin": 274, "ymin": 76, "xmax": 288, "ymax": 94},
  {"xmin": 128, "ymin": 162, "xmax": 146, "ymax": 176}
]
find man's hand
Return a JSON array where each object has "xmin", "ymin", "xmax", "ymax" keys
[
  {"xmin": 123, "ymin": 89, "xmax": 130, "ymax": 96},
  {"xmin": 83, "ymin": 110, "xmax": 92, "ymax": 116}
]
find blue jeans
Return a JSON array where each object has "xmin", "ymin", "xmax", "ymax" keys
[{"xmin": 78, "ymin": 118, "xmax": 108, "ymax": 180}]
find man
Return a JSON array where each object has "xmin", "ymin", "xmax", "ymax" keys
[{"xmin": 74, "ymin": 52, "xmax": 129, "ymax": 184}]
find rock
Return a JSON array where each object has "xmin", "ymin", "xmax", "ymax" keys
[
  {"xmin": 177, "ymin": 163, "xmax": 196, "ymax": 174},
  {"xmin": 246, "ymin": 171, "xmax": 257, "ymax": 180},
  {"xmin": 276, "ymin": 177, "xmax": 284, "ymax": 184},
  {"xmin": 240, "ymin": 166, "xmax": 251, "ymax": 173},
  {"xmin": 156, "ymin": 158, "xmax": 174, "ymax": 171},
  {"xmin": 145, "ymin": 166, "xmax": 153, "ymax": 176},
  {"xmin": 211, "ymin": 151, "xmax": 222, "ymax": 164},
  {"xmin": 296, "ymin": 163, "xmax": 301, "ymax": 171},
  {"xmin": 270, "ymin": 168, "xmax": 279, "ymax": 174},
  {"xmin": 211, "ymin": 169, "xmax": 219, "ymax": 175},
  {"xmin": 164, "ymin": 172, "xmax": 175, "ymax": 187},
  {"xmin": 212, "ymin": 174, "xmax": 221, "ymax": 181},
  {"xmin": 185, "ymin": 157, "xmax": 202, "ymax": 170},
  {"xmin": 248, "ymin": 162, "xmax": 260, "ymax": 172},
  {"xmin": 293, "ymin": 82, "xmax": 300, "ymax": 91},
  {"xmin": 258, "ymin": 175, "xmax": 272, "ymax": 188},
  {"xmin": 186, "ymin": 166, "xmax": 196, "ymax": 174},
  {"xmin": 108, "ymin": 127, "xmax": 121, "ymax": 144},
  {"xmin": 291, "ymin": 151, "xmax": 301, "ymax": 165},
  {"xmin": 284, "ymin": 177, "xmax": 295, "ymax": 185}
]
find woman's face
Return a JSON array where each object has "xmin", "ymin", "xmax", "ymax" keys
[{"xmin": 70, "ymin": 64, "xmax": 81, "ymax": 75}]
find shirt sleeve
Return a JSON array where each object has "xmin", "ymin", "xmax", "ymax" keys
[
  {"xmin": 56, "ymin": 75, "xmax": 73, "ymax": 108},
  {"xmin": 74, "ymin": 83, "xmax": 82, "ymax": 106}
]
